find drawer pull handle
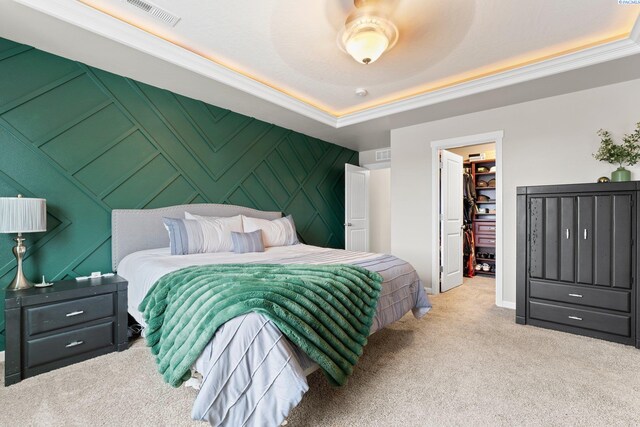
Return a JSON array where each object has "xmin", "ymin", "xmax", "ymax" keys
[
  {"xmin": 568, "ymin": 316, "xmax": 582, "ymax": 321},
  {"xmin": 583, "ymin": 229, "xmax": 588, "ymax": 240},
  {"xmin": 66, "ymin": 310, "xmax": 84, "ymax": 317},
  {"xmin": 566, "ymin": 228, "xmax": 570, "ymax": 239},
  {"xmin": 65, "ymin": 340, "xmax": 84, "ymax": 348},
  {"xmin": 568, "ymin": 293, "xmax": 583, "ymax": 298}
]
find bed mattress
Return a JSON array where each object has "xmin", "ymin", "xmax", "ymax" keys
[{"xmin": 119, "ymin": 244, "xmax": 430, "ymax": 330}]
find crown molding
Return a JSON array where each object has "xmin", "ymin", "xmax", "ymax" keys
[
  {"xmin": 337, "ymin": 32, "xmax": 640, "ymax": 127},
  {"xmin": 11, "ymin": 0, "xmax": 339, "ymax": 127},
  {"xmin": 10, "ymin": 1, "xmax": 640, "ymax": 130}
]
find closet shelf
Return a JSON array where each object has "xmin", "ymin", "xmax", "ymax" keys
[
  {"xmin": 476, "ymin": 271, "xmax": 495, "ymax": 276},
  {"xmin": 463, "ymin": 159, "xmax": 496, "ymax": 165}
]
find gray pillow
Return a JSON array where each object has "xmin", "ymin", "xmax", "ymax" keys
[{"xmin": 231, "ymin": 230, "xmax": 265, "ymax": 254}]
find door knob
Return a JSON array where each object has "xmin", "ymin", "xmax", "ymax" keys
[{"xmin": 344, "ymin": 223, "xmax": 353, "ymax": 227}]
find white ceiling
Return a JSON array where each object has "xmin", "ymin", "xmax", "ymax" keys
[{"xmin": 1, "ymin": 0, "xmax": 640, "ymax": 151}]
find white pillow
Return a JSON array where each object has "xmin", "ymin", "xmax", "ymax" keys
[
  {"xmin": 242, "ymin": 215, "xmax": 299, "ymax": 247},
  {"xmin": 184, "ymin": 213, "xmax": 243, "ymax": 233},
  {"xmin": 183, "ymin": 213, "xmax": 243, "ymax": 252}
]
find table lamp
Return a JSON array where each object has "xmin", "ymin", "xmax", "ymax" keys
[{"xmin": 0, "ymin": 194, "xmax": 47, "ymax": 290}]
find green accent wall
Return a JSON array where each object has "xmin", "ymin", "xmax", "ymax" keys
[{"xmin": 0, "ymin": 37, "xmax": 357, "ymax": 351}]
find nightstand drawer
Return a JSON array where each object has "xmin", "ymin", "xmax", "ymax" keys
[
  {"xmin": 26, "ymin": 293, "xmax": 114, "ymax": 335},
  {"xmin": 529, "ymin": 301, "xmax": 631, "ymax": 337},
  {"xmin": 25, "ymin": 322, "xmax": 114, "ymax": 368}
]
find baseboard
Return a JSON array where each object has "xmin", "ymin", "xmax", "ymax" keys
[
  {"xmin": 0, "ymin": 351, "xmax": 4, "ymax": 363},
  {"xmin": 498, "ymin": 300, "xmax": 516, "ymax": 310}
]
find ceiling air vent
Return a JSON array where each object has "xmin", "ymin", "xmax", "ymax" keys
[
  {"xmin": 375, "ymin": 149, "xmax": 391, "ymax": 162},
  {"xmin": 123, "ymin": 0, "xmax": 181, "ymax": 27}
]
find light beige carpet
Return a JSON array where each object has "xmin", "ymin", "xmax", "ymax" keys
[{"xmin": 2, "ymin": 277, "xmax": 639, "ymax": 426}]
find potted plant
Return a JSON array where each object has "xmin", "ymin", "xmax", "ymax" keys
[{"xmin": 593, "ymin": 122, "xmax": 640, "ymax": 182}]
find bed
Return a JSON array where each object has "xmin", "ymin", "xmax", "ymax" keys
[{"xmin": 112, "ymin": 204, "xmax": 431, "ymax": 426}]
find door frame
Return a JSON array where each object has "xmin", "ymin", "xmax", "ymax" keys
[{"xmin": 430, "ymin": 130, "xmax": 511, "ymax": 309}]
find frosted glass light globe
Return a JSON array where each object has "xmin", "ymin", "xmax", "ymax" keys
[{"xmin": 345, "ymin": 27, "xmax": 389, "ymax": 64}]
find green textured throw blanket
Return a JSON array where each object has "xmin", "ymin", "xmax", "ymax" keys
[{"xmin": 139, "ymin": 264, "xmax": 383, "ymax": 387}]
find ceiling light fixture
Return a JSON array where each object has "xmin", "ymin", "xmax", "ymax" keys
[{"xmin": 338, "ymin": 0, "xmax": 399, "ymax": 65}]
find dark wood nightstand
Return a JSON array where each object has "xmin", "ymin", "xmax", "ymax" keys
[{"xmin": 4, "ymin": 275, "xmax": 128, "ymax": 386}]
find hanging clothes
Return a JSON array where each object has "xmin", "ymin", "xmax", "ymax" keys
[
  {"xmin": 463, "ymin": 171, "xmax": 476, "ymax": 224},
  {"xmin": 463, "ymin": 170, "xmax": 477, "ymax": 277},
  {"xmin": 463, "ymin": 228, "xmax": 475, "ymax": 277}
]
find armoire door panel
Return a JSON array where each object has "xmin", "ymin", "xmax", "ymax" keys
[
  {"xmin": 594, "ymin": 195, "xmax": 612, "ymax": 287},
  {"xmin": 612, "ymin": 194, "xmax": 632, "ymax": 289},
  {"xmin": 577, "ymin": 196, "xmax": 594, "ymax": 285},
  {"xmin": 559, "ymin": 197, "xmax": 575, "ymax": 282},
  {"xmin": 544, "ymin": 198, "xmax": 559, "ymax": 281},
  {"xmin": 529, "ymin": 197, "xmax": 544, "ymax": 279}
]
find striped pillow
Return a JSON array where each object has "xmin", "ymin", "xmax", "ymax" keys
[
  {"xmin": 242, "ymin": 215, "xmax": 299, "ymax": 247},
  {"xmin": 163, "ymin": 217, "xmax": 233, "ymax": 255},
  {"xmin": 231, "ymin": 230, "xmax": 265, "ymax": 254}
]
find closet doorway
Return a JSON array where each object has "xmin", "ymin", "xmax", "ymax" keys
[{"xmin": 431, "ymin": 131, "xmax": 508, "ymax": 308}]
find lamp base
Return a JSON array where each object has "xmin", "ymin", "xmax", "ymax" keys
[
  {"xmin": 6, "ymin": 234, "xmax": 33, "ymax": 291},
  {"xmin": 7, "ymin": 272, "xmax": 34, "ymax": 290}
]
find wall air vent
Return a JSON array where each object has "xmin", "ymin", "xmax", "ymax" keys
[
  {"xmin": 124, "ymin": 0, "xmax": 181, "ymax": 27},
  {"xmin": 375, "ymin": 149, "xmax": 391, "ymax": 162}
]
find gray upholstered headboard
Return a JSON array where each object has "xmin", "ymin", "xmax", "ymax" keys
[{"xmin": 111, "ymin": 204, "xmax": 282, "ymax": 270}]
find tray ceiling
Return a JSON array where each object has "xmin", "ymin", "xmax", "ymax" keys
[
  {"xmin": 71, "ymin": 0, "xmax": 638, "ymax": 117},
  {"xmin": 2, "ymin": 0, "xmax": 640, "ymax": 150}
]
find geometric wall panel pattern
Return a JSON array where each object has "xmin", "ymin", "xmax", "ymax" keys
[{"xmin": 0, "ymin": 37, "xmax": 358, "ymax": 351}]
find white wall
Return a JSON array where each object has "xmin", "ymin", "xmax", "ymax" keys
[
  {"xmin": 391, "ymin": 78, "xmax": 640, "ymax": 305},
  {"xmin": 369, "ymin": 168, "xmax": 391, "ymax": 254}
]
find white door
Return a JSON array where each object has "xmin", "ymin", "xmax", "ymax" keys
[
  {"xmin": 440, "ymin": 150, "xmax": 464, "ymax": 292},
  {"xmin": 345, "ymin": 164, "xmax": 370, "ymax": 252}
]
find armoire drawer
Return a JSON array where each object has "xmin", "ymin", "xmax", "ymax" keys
[
  {"xmin": 529, "ymin": 301, "xmax": 631, "ymax": 337},
  {"xmin": 476, "ymin": 235, "xmax": 496, "ymax": 247},
  {"xmin": 474, "ymin": 221, "xmax": 496, "ymax": 236},
  {"xmin": 529, "ymin": 280, "xmax": 631, "ymax": 312}
]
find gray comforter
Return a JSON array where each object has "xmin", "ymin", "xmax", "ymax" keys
[{"xmin": 190, "ymin": 250, "xmax": 431, "ymax": 426}]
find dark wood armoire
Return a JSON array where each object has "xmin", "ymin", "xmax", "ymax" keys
[{"xmin": 517, "ymin": 182, "xmax": 639, "ymax": 348}]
